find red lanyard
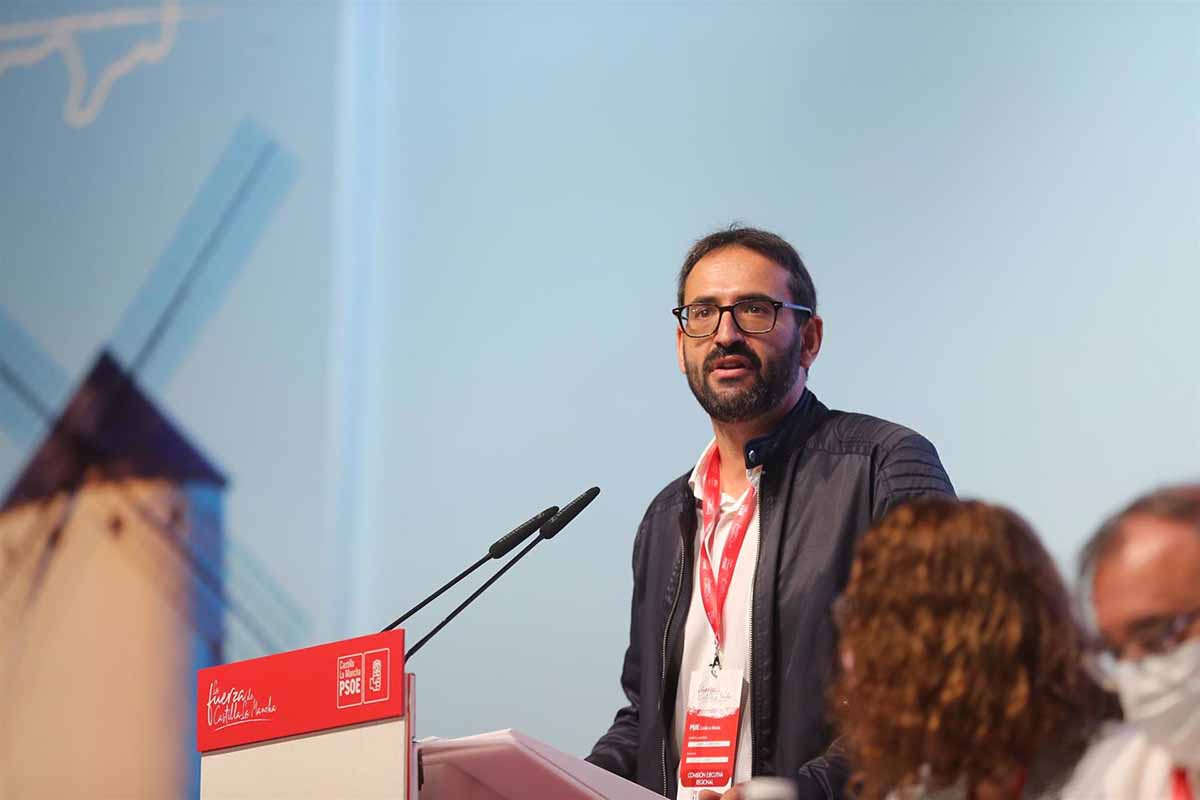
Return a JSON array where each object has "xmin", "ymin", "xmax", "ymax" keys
[
  {"xmin": 1173, "ymin": 768, "xmax": 1193, "ymax": 800},
  {"xmin": 698, "ymin": 446, "xmax": 757, "ymax": 657}
]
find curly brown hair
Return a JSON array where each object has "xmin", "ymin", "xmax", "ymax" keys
[{"xmin": 830, "ymin": 498, "xmax": 1109, "ymax": 800}]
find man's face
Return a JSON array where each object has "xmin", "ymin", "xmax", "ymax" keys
[
  {"xmin": 1092, "ymin": 514, "xmax": 1200, "ymax": 660},
  {"xmin": 675, "ymin": 245, "xmax": 821, "ymax": 424}
]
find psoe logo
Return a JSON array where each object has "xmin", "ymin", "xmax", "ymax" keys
[
  {"xmin": 369, "ymin": 657, "xmax": 383, "ymax": 693},
  {"xmin": 364, "ymin": 648, "xmax": 390, "ymax": 704},
  {"xmin": 336, "ymin": 653, "xmax": 364, "ymax": 709},
  {"xmin": 336, "ymin": 648, "xmax": 390, "ymax": 709},
  {"xmin": 206, "ymin": 680, "xmax": 277, "ymax": 731}
]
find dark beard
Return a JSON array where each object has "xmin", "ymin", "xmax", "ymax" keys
[{"xmin": 685, "ymin": 334, "xmax": 805, "ymax": 423}]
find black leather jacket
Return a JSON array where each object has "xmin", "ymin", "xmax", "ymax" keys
[{"xmin": 586, "ymin": 390, "xmax": 955, "ymax": 798}]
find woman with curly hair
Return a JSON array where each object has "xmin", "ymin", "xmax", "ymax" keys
[{"xmin": 829, "ymin": 498, "xmax": 1116, "ymax": 800}]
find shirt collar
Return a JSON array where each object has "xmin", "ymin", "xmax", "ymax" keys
[
  {"xmin": 685, "ymin": 387, "xmax": 824, "ymax": 497},
  {"xmin": 687, "ymin": 439, "xmax": 762, "ymax": 504}
]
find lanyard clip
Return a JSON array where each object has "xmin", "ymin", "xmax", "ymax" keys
[{"xmin": 709, "ymin": 647, "xmax": 722, "ymax": 678}]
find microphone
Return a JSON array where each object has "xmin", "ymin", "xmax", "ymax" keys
[
  {"xmin": 538, "ymin": 486, "xmax": 601, "ymax": 540},
  {"xmin": 404, "ymin": 486, "xmax": 600, "ymax": 660},
  {"xmin": 380, "ymin": 505, "xmax": 558, "ymax": 633}
]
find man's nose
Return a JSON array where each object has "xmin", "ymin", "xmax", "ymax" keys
[{"xmin": 713, "ymin": 308, "xmax": 745, "ymax": 346}]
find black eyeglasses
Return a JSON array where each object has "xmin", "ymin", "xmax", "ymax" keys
[{"xmin": 672, "ymin": 299, "xmax": 812, "ymax": 338}]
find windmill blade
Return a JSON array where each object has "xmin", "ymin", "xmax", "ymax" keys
[
  {"xmin": 0, "ymin": 306, "xmax": 71, "ymax": 450},
  {"xmin": 0, "ymin": 365, "xmax": 45, "ymax": 454},
  {"xmin": 109, "ymin": 119, "xmax": 298, "ymax": 392},
  {"xmin": 223, "ymin": 536, "xmax": 309, "ymax": 653}
]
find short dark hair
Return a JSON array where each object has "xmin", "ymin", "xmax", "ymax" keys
[
  {"xmin": 1079, "ymin": 483, "xmax": 1200, "ymax": 580},
  {"xmin": 677, "ymin": 226, "xmax": 818, "ymax": 313}
]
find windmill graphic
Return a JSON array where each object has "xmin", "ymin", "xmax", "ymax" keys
[{"xmin": 0, "ymin": 121, "xmax": 309, "ymax": 799}]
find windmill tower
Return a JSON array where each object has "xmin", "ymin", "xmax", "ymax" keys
[{"xmin": 0, "ymin": 122, "xmax": 307, "ymax": 799}]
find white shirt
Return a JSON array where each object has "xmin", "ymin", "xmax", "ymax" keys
[
  {"xmin": 1063, "ymin": 723, "xmax": 1198, "ymax": 799},
  {"xmin": 673, "ymin": 440, "xmax": 761, "ymax": 789}
]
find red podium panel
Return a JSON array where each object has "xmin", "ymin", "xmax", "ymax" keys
[{"xmin": 197, "ymin": 630, "xmax": 405, "ymax": 752}]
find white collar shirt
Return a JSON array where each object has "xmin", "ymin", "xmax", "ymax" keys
[{"xmin": 673, "ymin": 439, "xmax": 762, "ymax": 793}]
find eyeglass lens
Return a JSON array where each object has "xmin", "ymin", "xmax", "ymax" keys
[{"xmin": 682, "ymin": 301, "xmax": 777, "ymax": 336}]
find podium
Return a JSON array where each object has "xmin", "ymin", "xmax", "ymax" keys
[
  {"xmin": 418, "ymin": 729, "xmax": 662, "ymax": 799},
  {"xmin": 196, "ymin": 630, "xmax": 660, "ymax": 799}
]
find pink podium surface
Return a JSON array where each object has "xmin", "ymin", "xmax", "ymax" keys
[{"xmin": 419, "ymin": 729, "xmax": 663, "ymax": 799}]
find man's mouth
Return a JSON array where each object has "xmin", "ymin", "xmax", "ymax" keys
[{"xmin": 707, "ymin": 355, "xmax": 755, "ymax": 378}]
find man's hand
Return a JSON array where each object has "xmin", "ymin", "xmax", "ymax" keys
[{"xmin": 697, "ymin": 785, "xmax": 745, "ymax": 800}]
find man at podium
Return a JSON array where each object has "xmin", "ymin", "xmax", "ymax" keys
[{"xmin": 586, "ymin": 227, "xmax": 955, "ymax": 799}]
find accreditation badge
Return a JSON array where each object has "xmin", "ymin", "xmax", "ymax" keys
[{"xmin": 677, "ymin": 666, "xmax": 744, "ymax": 799}]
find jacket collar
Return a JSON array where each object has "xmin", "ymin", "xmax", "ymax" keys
[{"xmin": 741, "ymin": 388, "xmax": 829, "ymax": 470}]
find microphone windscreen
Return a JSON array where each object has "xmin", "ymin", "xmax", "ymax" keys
[
  {"xmin": 540, "ymin": 486, "xmax": 600, "ymax": 539},
  {"xmin": 488, "ymin": 505, "xmax": 558, "ymax": 558}
]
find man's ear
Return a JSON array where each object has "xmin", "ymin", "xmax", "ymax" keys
[
  {"xmin": 676, "ymin": 326, "xmax": 687, "ymax": 374},
  {"xmin": 800, "ymin": 315, "xmax": 824, "ymax": 370}
]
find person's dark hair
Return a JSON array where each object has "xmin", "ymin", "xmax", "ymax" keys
[
  {"xmin": 677, "ymin": 226, "xmax": 817, "ymax": 313},
  {"xmin": 1079, "ymin": 483, "xmax": 1200, "ymax": 581},
  {"xmin": 831, "ymin": 498, "xmax": 1115, "ymax": 800}
]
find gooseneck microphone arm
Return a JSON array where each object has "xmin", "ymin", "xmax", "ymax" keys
[
  {"xmin": 404, "ymin": 486, "xmax": 600, "ymax": 661},
  {"xmin": 403, "ymin": 533, "xmax": 541, "ymax": 661},
  {"xmin": 380, "ymin": 505, "xmax": 558, "ymax": 633}
]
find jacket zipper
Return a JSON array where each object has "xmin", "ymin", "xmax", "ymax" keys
[
  {"xmin": 747, "ymin": 471, "xmax": 764, "ymax": 777},
  {"xmin": 660, "ymin": 546, "xmax": 685, "ymax": 796}
]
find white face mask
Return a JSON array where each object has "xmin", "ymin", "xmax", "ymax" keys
[{"xmin": 1109, "ymin": 637, "xmax": 1200, "ymax": 768}]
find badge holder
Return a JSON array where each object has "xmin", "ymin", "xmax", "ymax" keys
[{"xmin": 677, "ymin": 663, "xmax": 744, "ymax": 800}]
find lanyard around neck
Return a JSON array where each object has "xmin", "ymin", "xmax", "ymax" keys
[{"xmin": 697, "ymin": 446, "xmax": 757, "ymax": 656}]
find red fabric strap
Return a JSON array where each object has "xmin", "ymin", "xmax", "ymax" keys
[
  {"xmin": 1173, "ymin": 768, "xmax": 1193, "ymax": 800},
  {"xmin": 697, "ymin": 446, "xmax": 756, "ymax": 651}
]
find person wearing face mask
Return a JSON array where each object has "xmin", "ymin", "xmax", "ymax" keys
[
  {"xmin": 830, "ymin": 498, "xmax": 1116, "ymax": 800},
  {"xmin": 1064, "ymin": 485, "xmax": 1200, "ymax": 800}
]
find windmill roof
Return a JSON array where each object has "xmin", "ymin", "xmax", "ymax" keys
[{"xmin": 2, "ymin": 351, "xmax": 226, "ymax": 510}]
